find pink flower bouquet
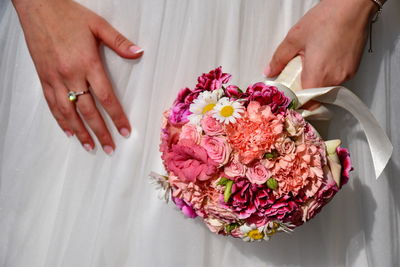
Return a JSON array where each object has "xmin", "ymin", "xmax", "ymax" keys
[{"xmin": 151, "ymin": 67, "xmax": 353, "ymax": 241}]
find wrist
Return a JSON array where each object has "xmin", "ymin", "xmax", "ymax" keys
[
  {"xmin": 323, "ymin": 0, "xmax": 379, "ymax": 20},
  {"xmin": 12, "ymin": 0, "xmax": 67, "ymax": 14}
]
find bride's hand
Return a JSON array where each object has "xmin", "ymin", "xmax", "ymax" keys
[
  {"xmin": 266, "ymin": 0, "xmax": 378, "ymax": 89},
  {"xmin": 12, "ymin": 0, "xmax": 143, "ymax": 155}
]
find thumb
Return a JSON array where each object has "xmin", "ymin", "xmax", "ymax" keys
[
  {"xmin": 92, "ymin": 18, "xmax": 144, "ymax": 59},
  {"xmin": 265, "ymin": 37, "xmax": 300, "ymax": 78}
]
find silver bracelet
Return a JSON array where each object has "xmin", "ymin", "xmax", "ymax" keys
[
  {"xmin": 368, "ymin": 0, "xmax": 384, "ymax": 53},
  {"xmin": 370, "ymin": 0, "xmax": 383, "ymax": 22},
  {"xmin": 371, "ymin": 0, "xmax": 384, "ymax": 12}
]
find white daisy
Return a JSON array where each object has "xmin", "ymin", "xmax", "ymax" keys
[
  {"xmin": 239, "ymin": 224, "xmax": 269, "ymax": 242},
  {"xmin": 212, "ymin": 97, "xmax": 244, "ymax": 124},
  {"xmin": 188, "ymin": 89, "xmax": 223, "ymax": 124}
]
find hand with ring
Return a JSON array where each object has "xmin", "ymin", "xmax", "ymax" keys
[{"xmin": 12, "ymin": 0, "xmax": 144, "ymax": 155}]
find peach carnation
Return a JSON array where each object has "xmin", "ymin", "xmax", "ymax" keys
[
  {"xmin": 272, "ymin": 144, "xmax": 324, "ymax": 197},
  {"xmin": 226, "ymin": 102, "xmax": 284, "ymax": 164}
]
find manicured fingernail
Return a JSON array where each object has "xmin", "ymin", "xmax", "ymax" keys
[
  {"xmin": 119, "ymin": 128, "xmax": 130, "ymax": 138},
  {"xmin": 103, "ymin": 145, "xmax": 114, "ymax": 156},
  {"xmin": 129, "ymin": 45, "xmax": 144, "ymax": 55},
  {"xmin": 65, "ymin": 130, "xmax": 73, "ymax": 138},
  {"xmin": 83, "ymin": 143, "xmax": 93, "ymax": 152},
  {"xmin": 264, "ymin": 66, "xmax": 271, "ymax": 77}
]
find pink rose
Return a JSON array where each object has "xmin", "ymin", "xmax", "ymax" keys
[
  {"xmin": 201, "ymin": 114, "xmax": 225, "ymax": 136},
  {"xmin": 179, "ymin": 124, "xmax": 201, "ymax": 144},
  {"xmin": 201, "ymin": 136, "xmax": 232, "ymax": 166},
  {"xmin": 275, "ymin": 137, "xmax": 296, "ymax": 155},
  {"xmin": 246, "ymin": 162, "xmax": 270, "ymax": 184},
  {"xmin": 224, "ymin": 156, "xmax": 247, "ymax": 178},
  {"xmin": 285, "ymin": 110, "xmax": 306, "ymax": 137},
  {"xmin": 304, "ymin": 123, "xmax": 319, "ymax": 142},
  {"xmin": 165, "ymin": 140, "xmax": 218, "ymax": 182}
]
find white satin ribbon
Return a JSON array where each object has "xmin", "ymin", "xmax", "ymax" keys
[
  {"xmin": 299, "ymin": 86, "xmax": 392, "ymax": 179},
  {"xmin": 264, "ymin": 56, "xmax": 392, "ymax": 179}
]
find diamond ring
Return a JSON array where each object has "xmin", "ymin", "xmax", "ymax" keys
[{"xmin": 67, "ymin": 90, "xmax": 89, "ymax": 102}]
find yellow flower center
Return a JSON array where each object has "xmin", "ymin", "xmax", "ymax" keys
[
  {"xmin": 247, "ymin": 229, "xmax": 264, "ymax": 240},
  {"xmin": 220, "ymin": 106, "xmax": 234, "ymax": 117},
  {"xmin": 266, "ymin": 229, "xmax": 277, "ymax": 237},
  {"xmin": 202, "ymin": 103, "xmax": 216, "ymax": 114}
]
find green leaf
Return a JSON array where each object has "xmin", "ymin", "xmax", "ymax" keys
[
  {"xmin": 287, "ymin": 100, "xmax": 297, "ymax": 110},
  {"xmin": 264, "ymin": 153, "xmax": 274, "ymax": 159},
  {"xmin": 224, "ymin": 180, "xmax": 234, "ymax": 203},
  {"xmin": 217, "ymin": 177, "xmax": 230, "ymax": 186},
  {"xmin": 264, "ymin": 150, "xmax": 279, "ymax": 159},
  {"xmin": 225, "ymin": 223, "xmax": 240, "ymax": 234}
]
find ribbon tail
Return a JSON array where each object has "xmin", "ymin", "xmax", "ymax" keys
[{"xmin": 296, "ymin": 86, "xmax": 393, "ymax": 179}]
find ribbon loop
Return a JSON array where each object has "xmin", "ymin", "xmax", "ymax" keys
[{"xmin": 296, "ymin": 86, "xmax": 393, "ymax": 179}]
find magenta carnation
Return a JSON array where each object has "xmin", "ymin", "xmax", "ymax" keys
[
  {"xmin": 263, "ymin": 195, "xmax": 303, "ymax": 226},
  {"xmin": 169, "ymin": 87, "xmax": 202, "ymax": 124},
  {"xmin": 337, "ymin": 147, "xmax": 353, "ymax": 188},
  {"xmin": 225, "ymin": 178, "xmax": 258, "ymax": 219},
  {"xmin": 225, "ymin": 85, "xmax": 244, "ymax": 98},
  {"xmin": 246, "ymin": 83, "xmax": 291, "ymax": 113},
  {"xmin": 196, "ymin": 67, "xmax": 232, "ymax": 91},
  {"xmin": 169, "ymin": 103, "xmax": 191, "ymax": 124},
  {"xmin": 172, "ymin": 197, "xmax": 197, "ymax": 218}
]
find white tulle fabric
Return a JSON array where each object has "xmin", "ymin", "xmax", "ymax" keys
[{"xmin": 0, "ymin": 0, "xmax": 399, "ymax": 266}]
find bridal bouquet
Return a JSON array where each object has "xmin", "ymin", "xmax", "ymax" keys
[{"xmin": 151, "ymin": 67, "xmax": 353, "ymax": 241}]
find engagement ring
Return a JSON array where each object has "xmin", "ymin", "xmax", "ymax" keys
[{"xmin": 67, "ymin": 90, "xmax": 89, "ymax": 102}]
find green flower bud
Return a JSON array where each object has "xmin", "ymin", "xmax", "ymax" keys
[
  {"xmin": 266, "ymin": 178, "xmax": 278, "ymax": 190},
  {"xmin": 224, "ymin": 180, "xmax": 234, "ymax": 202}
]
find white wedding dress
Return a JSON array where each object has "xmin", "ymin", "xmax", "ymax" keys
[{"xmin": 0, "ymin": 0, "xmax": 399, "ymax": 266}]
